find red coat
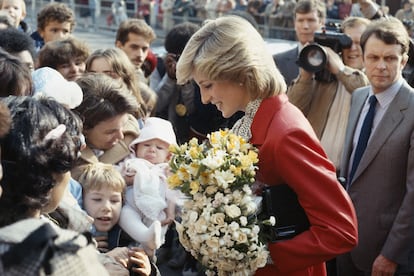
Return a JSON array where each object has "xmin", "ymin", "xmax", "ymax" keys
[{"xmin": 252, "ymin": 95, "xmax": 358, "ymax": 276}]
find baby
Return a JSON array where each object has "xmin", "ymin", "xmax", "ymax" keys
[{"xmin": 119, "ymin": 117, "xmax": 177, "ymax": 256}]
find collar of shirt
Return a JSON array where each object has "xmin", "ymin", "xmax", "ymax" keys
[{"xmin": 369, "ymin": 77, "xmax": 403, "ymax": 109}]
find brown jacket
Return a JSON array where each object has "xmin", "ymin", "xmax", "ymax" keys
[{"xmin": 287, "ymin": 66, "xmax": 369, "ymax": 138}]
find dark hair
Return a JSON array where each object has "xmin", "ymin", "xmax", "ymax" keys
[
  {"xmin": 37, "ymin": 2, "xmax": 75, "ymax": 32},
  {"xmin": 0, "ymin": 28, "xmax": 36, "ymax": 60},
  {"xmin": 361, "ymin": 17, "xmax": 410, "ymax": 56},
  {"xmin": 0, "ymin": 48, "xmax": 33, "ymax": 96},
  {"xmin": 37, "ymin": 37, "xmax": 90, "ymax": 69},
  {"xmin": 165, "ymin": 22, "xmax": 200, "ymax": 55},
  {"xmin": 74, "ymin": 73, "xmax": 140, "ymax": 130},
  {"xmin": 294, "ymin": 0, "xmax": 326, "ymax": 19},
  {"xmin": 0, "ymin": 96, "xmax": 83, "ymax": 226}
]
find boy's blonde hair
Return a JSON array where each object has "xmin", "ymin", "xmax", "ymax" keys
[{"xmin": 78, "ymin": 162, "xmax": 125, "ymax": 193}]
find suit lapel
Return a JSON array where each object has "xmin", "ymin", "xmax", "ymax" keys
[{"xmin": 352, "ymin": 83, "xmax": 410, "ymax": 182}]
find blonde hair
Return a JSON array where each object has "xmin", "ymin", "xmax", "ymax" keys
[
  {"xmin": 139, "ymin": 82, "xmax": 157, "ymax": 116},
  {"xmin": 176, "ymin": 15, "xmax": 286, "ymax": 99},
  {"xmin": 85, "ymin": 48, "xmax": 145, "ymax": 118},
  {"xmin": 78, "ymin": 162, "xmax": 126, "ymax": 193}
]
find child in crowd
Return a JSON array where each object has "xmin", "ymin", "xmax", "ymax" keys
[
  {"xmin": 119, "ymin": 117, "xmax": 177, "ymax": 256},
  {"xmin": 30, "ymin": 2, "xmax": 75, "ymax": 51},
  {"xmin": 0, "ymin": 0, "xmax": 29, "ymax": 32},
  {"xmin": 78, "ymin": 162, "xmax": 126, "ymax": 252},
  {"xmin": 37, "ymin": 37, "xmax": 90, "ymax": 81}
]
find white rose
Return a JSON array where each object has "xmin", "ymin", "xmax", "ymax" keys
[
  {"xmin": 225, "ymin": 204, "xmax": 241, "ymax": 218},
  {"xmin": 211, "ymin": 213, "xmax": 226, "ymax": 226},
  {"xmin": 194, "ymin": 217, "xmax": 208, "ymax": 233},
  {"xmin": 234, "ymin": 231, "xmax": 248, "ymax": 244}
]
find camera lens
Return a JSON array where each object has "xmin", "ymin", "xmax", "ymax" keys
[{"xmin": 297, "ymin": 44, "xmax": 327, "ymax": 73}]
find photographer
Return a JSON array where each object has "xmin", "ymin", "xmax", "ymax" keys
[
  {"xmin": 288, "ymin": 16, "xmax": 370, "ymax": 172},
  {"xmin": 273, "ymin": 0, "xmax": 326, "ymax": 86}
]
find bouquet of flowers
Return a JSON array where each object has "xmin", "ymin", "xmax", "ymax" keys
[{"xmin": 168, "ymin": 130, "xmax": 274, "ymax": 276}]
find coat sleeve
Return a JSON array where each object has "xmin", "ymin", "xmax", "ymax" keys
[
  {"xmin": 267, "ymin": 126, "xmax": 358, "ymax": 272},
  {"xmin": 336, "ymin": 66, "xmax": 369, "ymax": 93},
  {"xmin": 287, "ymin": 76, "xmax": 315, "ymax": 116}
]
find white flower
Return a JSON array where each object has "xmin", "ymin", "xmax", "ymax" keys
[
  {"xmin": 201, "ymin": 149, "xmax": 226, "ymax": 169},
  {"xmin": 239, "ymin": 216, "xmax": 248, "ymax": 226},
  {"xmin": 168, "ymin": 130, "xmax": 269, "ymax": 275},
  {"xmin": 225, "ymin": 204, "xmax": 241, "ymax": 218},
  {"xmin": 213, "ymin": 169, "xmax": 236, "ymax": 189}
]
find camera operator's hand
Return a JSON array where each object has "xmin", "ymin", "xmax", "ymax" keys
[{"xmin": 323, "ymin": 46, "xmax": 345, "ymax": 75}]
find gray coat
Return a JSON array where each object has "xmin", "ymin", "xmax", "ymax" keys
[{"xmin": 340, "ymin": 80, "xmax": 414, "ymax": 272}]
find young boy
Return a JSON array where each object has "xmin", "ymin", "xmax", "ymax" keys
[
  {"xmin": 78, "ymin": 162, "xmax": 126, "ymax": 252},
  {"xmin": 30, "ymin": 2, "xmax": 75, "ymax": 51},
  {"xmin": 119, "ymin": 117, "xmax": 177, "ymax": 256},
  {"xmin": 0, "ymin": 0, "xmax": 29, "ymax": 32}
]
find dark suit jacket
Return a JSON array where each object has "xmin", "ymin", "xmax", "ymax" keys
[
  {"xmin": 340, "ymin": 80, "xmax": 414, "ymax": 272},
  {"xmin": 273, "ymin": 46, "xmax": 299, "ymax": 86}
]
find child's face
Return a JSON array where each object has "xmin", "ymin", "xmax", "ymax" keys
[
  {"xmin": 1, "ymin": 0, "xmax": 25, "ymax": 28},
  {"xmin": 83, "ymin": 187, "xmax": 123, "ymax": 232},
  {"xmin": 135, "ymin": 138, "xmax": 170, "ymax": 164},
  {"xmin": 56, "ymin": 57, "xmax": 86, "ymax": 81},
  {"xmin": 39, "ymin": 20, "xmax": 72, "ymax": 43}
]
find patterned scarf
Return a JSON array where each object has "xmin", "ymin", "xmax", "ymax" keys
[{"xmin": 231, "ymin": 98, "xmax": 262, "ymax": 141}]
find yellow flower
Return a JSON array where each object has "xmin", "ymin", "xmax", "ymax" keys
[
  {"xmin": 178, "ymin": 167, "xmax": 191, "ymax": 181},
  {"xmin": 168, "ymin": 174, "xmax": 182, "ymax": 189},
  {"xmin": 247, "ymin": 150, "xmax": 259, "ymax": 163},
  {"xmin": 190, "ymin": 180, "xmax": 200, "ymax": 195},
  {"xmin": 239, "ymin": 150, "xmax": 258, "ymax": 169},
  {"xmin": 169, "ymin": 143, "xmax": 179, "ymax": 154},
  {"xmin": 189, "ymin": 145, "xmax": 200, "ymax": 159},
  {"xmin": 230, "ymin": 165, "xmax": 242, "ymax": 176},
  {"xmin": 200, "ymin": 171, "xmax": 211, "ymax": 185}
]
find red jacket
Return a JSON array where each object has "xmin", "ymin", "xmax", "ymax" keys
[{"xmin": 253, "ymin": 95, "xmax": 358, "ymax": 276}]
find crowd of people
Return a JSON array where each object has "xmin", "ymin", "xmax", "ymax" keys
[{"xmin": 0, "ymin": 0, "xmax": 413, "ymax": 275}]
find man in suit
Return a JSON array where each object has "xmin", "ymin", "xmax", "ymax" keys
[
  {"xmin": 273, "ymin": 0, "xmax": 325, "ymax": 86},
  {"xmin": 338, "ymin": 17, "xmax": 414, "ymax": 275}
]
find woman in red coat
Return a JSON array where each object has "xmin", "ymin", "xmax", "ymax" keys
[{"xmin": 176, "ymin": 15, "xmax": 358, "ymax": 276}]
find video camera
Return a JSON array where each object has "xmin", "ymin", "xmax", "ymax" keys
[{"xmin": 297, "ymin": 22, "xmax": 352, "ymax": 82}]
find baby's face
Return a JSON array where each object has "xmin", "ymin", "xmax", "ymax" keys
[
  {"xmin": 135, "ymin": 138, "xmax": 170, "ymax": 164},
  {"xmin": 83, "ymin": 187, "xmax": 123, "ymax": 232},
  {"xmin": 1, "ymin": 0, "xmax": 25, "ymax": 28}
]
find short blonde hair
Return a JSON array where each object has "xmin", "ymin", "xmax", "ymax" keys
[
  {"xmin": 176, "ymin": 16, "xmax": 286, "ymax": 99},
  {"xmin": 78, "ymin": 162, "xmax": 125, "ymax": 193}
]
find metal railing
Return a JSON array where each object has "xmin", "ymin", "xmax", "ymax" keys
[{"xmin": 25, "ymin": 0, "xmax": 296, "ymax": 40}]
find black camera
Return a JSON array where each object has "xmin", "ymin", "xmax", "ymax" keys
[{"xmin": 297, "ymin": 27, "xmax": 352, "ymax": 82}]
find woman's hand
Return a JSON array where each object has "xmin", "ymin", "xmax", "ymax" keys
[
  {"xmin": 128, "ymin": 247, "xmax": 152, "ymax": 276},
  {"xmin": 94, "ymin": 234, "xmax": 109, "ymax": 253}
]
